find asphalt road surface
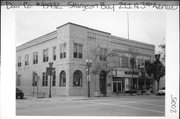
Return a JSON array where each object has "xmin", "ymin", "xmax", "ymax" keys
[{"xmin": 16, "ymin": 95, "xmax": 165, "ymax": 116}]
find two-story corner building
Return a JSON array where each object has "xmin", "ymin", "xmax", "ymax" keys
[{"xmin": 16, "ymin": 22, "xmax": 155, "ymax": 97}]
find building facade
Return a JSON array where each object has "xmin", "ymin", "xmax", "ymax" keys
[{"xmin": 16, "ymin": 23, "xmax": 155, "ymax": 97}]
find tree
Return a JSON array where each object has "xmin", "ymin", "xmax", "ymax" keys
[
  {"xmin": 128, "ymin": 48, "xmax": 139, "ymax": 95},
  {"xmin": 146, "ymin": 54, "xmax": 165, "ymax": 93},
  {"xmin": 91, "ymin": 46, "xmax": 119, "ymax": 96},
  {"xmin": 153, "ymin": 54, "xmax": 165, "ymax": 91},
  {"xmin": 159, "ymin": 43, "xmax": 165, "ymax": 63}
]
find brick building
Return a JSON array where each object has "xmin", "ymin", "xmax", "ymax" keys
[{"xmin": 16, "ymin": 22, "xmax": 155, "ymax": 97}]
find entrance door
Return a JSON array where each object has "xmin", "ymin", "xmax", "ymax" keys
[
  {"xmin": 99, "ymin": 71, "xmax": 106, "ymax": 95},
  {"xmin": 113, "ymin": 81, "xmax": 122, "ymax": 93}
]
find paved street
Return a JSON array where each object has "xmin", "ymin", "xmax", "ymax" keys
[{"xmin": 16, "ymin": 95, "xmax": 165, "ymax": 116}]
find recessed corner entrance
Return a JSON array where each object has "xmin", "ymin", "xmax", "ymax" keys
[{"xmin": 99, "ymin": 71, "xmax": 106, "ymax": 95}]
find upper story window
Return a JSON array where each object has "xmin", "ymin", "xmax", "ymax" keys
[
  {"xmin": 137, "ymin": 59, "xmax": 144, "ymax": 68},
  {"xmin": 60, "ymin": 43, "xmax": 66, "ymax": 59},
  {"xmin": 53, "ymin": 46, "xmax": 56, "ymax": 61},
  {"xmin": 33, "ymin": 52, "xmax": 38, "ymax": 64},
  {"xmin": 43, "ymin": 49, "xmax": 49, "ymax": 62},
  {"xmin": 99, "ymin": 47, "xmax": 107, "ymax": 61},
  {"xmin": 73, "ymin": 43, "xmax": 83, "ymax": 59},
  {"xmin": 130, "ymin": 58, "xmax": 136, "ymax": 69},
  {"xmin": 121, "ymin": 56, "xmax": 129, "ymax": 68},
  {"xmin": 17, "ymin": 56, "xmax": 22, "ymax": 67},
  {"xmin": 25, "ymin": 54, "xmax": 29, "ymax": 66}
]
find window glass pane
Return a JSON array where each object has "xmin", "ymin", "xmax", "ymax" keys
[
  {"xmin": 74, "ymin": 52, "xmax": 77, "ymax": 58},
  {"xmin": 33, "ymin": 52, "xmax": 38, "ymax": 64},
  {"xmin": 25, "ymin": 55, "xmax": 29, "ymax": 65},
  {"xmin": 53, "ymin": 46, "xmax": 56, "ymax": 60},
  {"xmin": 79, "ymin": 53, "xmax": 82, "ymax": 59},
  {"xmin": 60, "ymin": 53, "xmax": 63, "ymax": 58},
  {"xmin": 79, "ymin": 44, "xmax": 83, "ymax": 53},
  {"xmin": 73, "ymin": 70, "xmax": 82, "ymax": 86},
  {"xmin": 42, "ymin": 72, "xmax": 48, "ymax": 86},
  {"xmin": 60, "ymin": 44, "xmax": 62, "ymax": 53},
  {"xmin": 74, "ymin": 43, "xmax": 78, "ymax": 53},
  {"xmin": 60, "ymin": 44, "xmax": 66, "ymax": 59},
  {"xmin": 18, "ymin": 56, "xmax": 21, "ymax": 67},
  {"xmin": 63, "ymin": 43, "xmax": 66, "ymax": 53},
  {"xmin": 74, "ymin": 43, "xmax": 83, "ymax": 59},
  {"xmin": 60, "ymin": 71, "xmax": 66, "ymax": 86},
  {"xmin": 121, "ymin": 56, "xmax": 129, "ymax": 68},
  {"xmin": 43, "ymin": 49, "xmax": 48, "ymax": 62}
]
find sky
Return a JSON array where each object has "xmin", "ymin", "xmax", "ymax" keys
[{"xmin": 16, "ymin": 11, "xmax": 166, "ymax": 53}]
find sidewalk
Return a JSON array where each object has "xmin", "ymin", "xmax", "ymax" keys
[
  {"xmin": 22, "ymin": 95, "xmax": 100, "ymax": 102},
  {"xmin": 22, "ymin": 93, "xmax": 157, "ymax": 103}
]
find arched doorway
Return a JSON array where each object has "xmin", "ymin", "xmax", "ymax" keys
[{"xmin": 99, "ymin": 71, "xmax": 106, "ymax": 95}]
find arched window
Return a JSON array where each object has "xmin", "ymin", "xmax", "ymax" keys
[
  {"xmin": 59, "ymin": 71, "xmax": 66, "ymax": 86},
  {"xmin": 73, "ymin": 70, "xmax": 82, "ymax": 87}
]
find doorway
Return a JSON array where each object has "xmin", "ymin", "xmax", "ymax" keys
[
  {"xmin": 99, "ymin": 71, "xmax": 106, "ymax": 95},
  {"xmin": 113, "ymin": 81, "xmax": 122, "ymax": 93}
]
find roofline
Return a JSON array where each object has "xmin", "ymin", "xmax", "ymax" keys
[
  {"xmin": 56, "ymin": 22, "xmax": 111, "ymax": 35},
  {"xmin": 110, "ymin": 35, "xmax": 155, "ymax": 48},
  {"xmin": 16, "ymin": 22, "xmax": 155, "ymax": 52},
  {"xmin": 16, "ymin": 30, "xmax": 56, "ymax": 49}
]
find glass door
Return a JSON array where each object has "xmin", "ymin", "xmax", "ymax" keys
[{"xmin": 113, "ymin": 81, "xmax": 122, "ymax": 93}]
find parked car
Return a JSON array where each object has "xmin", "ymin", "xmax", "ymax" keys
[
  {"xmin": 16, "ymin": 88, "xmax": 24, "ymax": 99},
  {"xmin": 157, "ymin": 87, "xmax": 165, "ymax": 95}
]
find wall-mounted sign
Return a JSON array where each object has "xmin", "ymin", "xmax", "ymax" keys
[
  {"xmin": 112, "ymin": 69, "xmax": 139, "ymax": 78},
  {"xmin": 125, "ymin": 71, "xmax": 139, "ymax": 75}
]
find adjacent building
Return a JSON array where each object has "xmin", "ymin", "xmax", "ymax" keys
[{"xmin": 16, "ymin": 22, "xmax": 155, "ymax": 97}]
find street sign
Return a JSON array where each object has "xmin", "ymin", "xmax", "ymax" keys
[{"xmin": 46, "ymin": 67, "xmax": 55, "ymax": 75}]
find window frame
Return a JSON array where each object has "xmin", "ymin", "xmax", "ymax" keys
[
  {"xmin": 73, "ymin": 43, "xmax": 83, "ymax": 59},
  {"xmin": 121, "ymin": 56, "xmax": 129, "ymax": 68},
  {"xmin": 59, "ymin": 70, "xmax": 66, "ymax": 87},
  {"xmin": 43, "ymin": 49, "xmax": 49, "ymax": 62},
  {"xmin": 33, "ymin": 52, "xmax": 38, "ymax": 64},
  {"xmin": 17, "ymin": 56, "xmax": 22, "ymax": 67},
  {"xmin": 53, "ymin": 46, "xmax": 56, "ymax": 61},
  {"xmin": 25, "ymin": 54, "xmax": 29, "ymax": 66},
  {"xmin": 73, "ymin": 70, "xmax": 83, "ymax": 87},
  {"xmin": 60, "ymin": 43, "xmax": 66, "ymax": 59},
  {"xmin": 42, "ymin": 72, "xmax": 48, "ymax": 86}
]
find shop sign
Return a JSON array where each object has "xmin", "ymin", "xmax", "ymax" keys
[{"xmin": 125, "ymin": 71, "xmax": 139, "ymax": 75}]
